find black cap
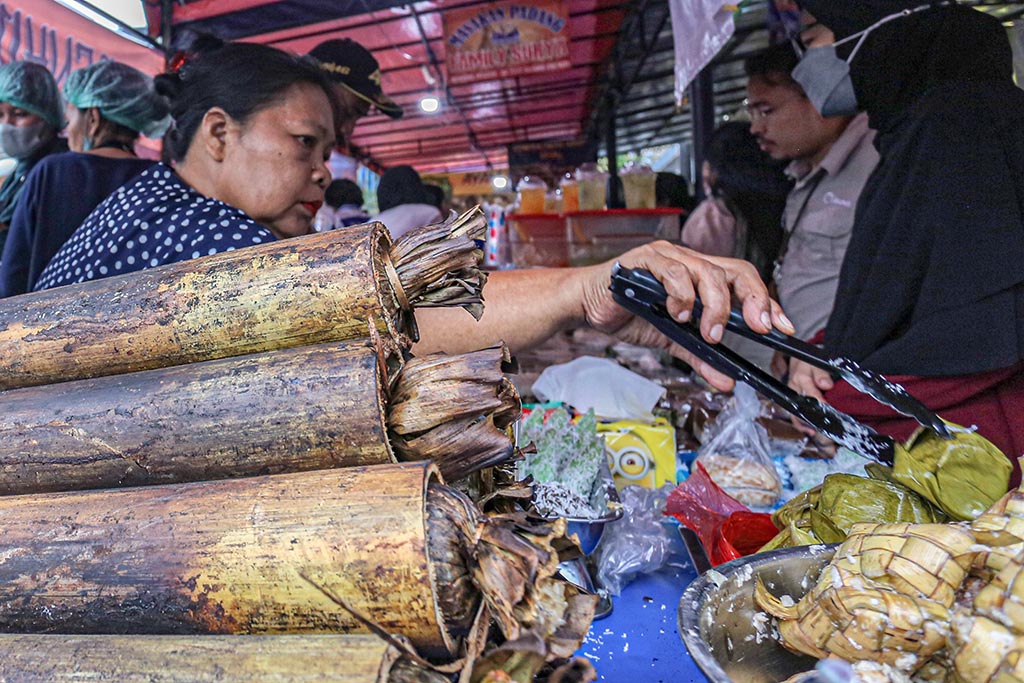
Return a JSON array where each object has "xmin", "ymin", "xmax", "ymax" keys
[{"xmin": 309, "ymin": 38, "xmax": 403, "ymax": 119}]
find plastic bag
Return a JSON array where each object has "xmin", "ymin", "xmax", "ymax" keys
[
  {"xmin": 664, "ymin": 461, "xmax": 778, "ymax": 566},
  {"xmin": 695, "ymin": 383, "xmax": 782, "ymax": 508},
  {"xmin": 594, "ymin": 484, "xmax": 682, "ymax": 595},
  {"xmin": 531, "ymin": 356, "xmax": 665, "ymax": 421}
]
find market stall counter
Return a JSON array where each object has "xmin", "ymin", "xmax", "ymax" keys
[{"xmin": 579, "ymin": 562, "xmax": 705, "ymax": 682}]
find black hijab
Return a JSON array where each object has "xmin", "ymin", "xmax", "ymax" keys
[{"xmin": 799, "ymin": 1, "xmax": 1024, "ymax": 375}]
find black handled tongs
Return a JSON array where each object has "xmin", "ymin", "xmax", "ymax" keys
[{"xmin": 610, "ymin": 264, "xmax": 952, "ymax": 465}]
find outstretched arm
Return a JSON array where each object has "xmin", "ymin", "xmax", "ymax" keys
[{"xmin": 415, "ymin": 240, "xmax": 794, "ymax": 391}]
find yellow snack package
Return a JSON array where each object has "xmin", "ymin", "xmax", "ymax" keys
[{"xmin": 599, "ymin": 417, "xmax": 677, "ymax": 490}]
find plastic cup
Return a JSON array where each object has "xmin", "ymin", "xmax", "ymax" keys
[
  {"xmin": 560, "ymin": 175, "xmax": 579, "ymax": 212},
  {"xmin": 544, "ymin": 190, "xmax": 563, "ymax": 214},
  {"xmin": 516, "ymin": 176, "xmax": 548, "ymax": 214},
  {"xmin": 576, "ymin": 163, "xmax": 608, "ymax": 211},
  {"xmin": 621, "ymin": 163, "xmax": 656, "ymax": 209}
]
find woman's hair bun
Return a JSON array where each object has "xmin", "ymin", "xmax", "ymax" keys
[{"xmin": 153, "ymin": 72, "xmax": 183, "ymax": 101}]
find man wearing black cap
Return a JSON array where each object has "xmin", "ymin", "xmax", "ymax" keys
[{"xmin": 308, "ymin": 38, "xmax": 403, "ymax": 147}]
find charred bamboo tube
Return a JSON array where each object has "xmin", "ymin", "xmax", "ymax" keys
[
  {"xmin": 0, "ymin": 634, "xmax": 448, "ymax": 683},
  {"xmin": 0, "ymin": 340, "xmax": 396, "ymax": 494},
  {"xmin": 0, "ymin": 209, "xmax": 485, "ymax": 391},
  {"xmin": 0, "ymin": 463, "xmax": 594, "ymax": 661},
  {"xmin": 0, "ymin": 342, "xmax": 515, "ymax": 495}
]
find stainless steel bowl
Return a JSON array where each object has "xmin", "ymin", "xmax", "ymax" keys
[{"xmin": 678, "ymin": 544, "xmax": 838, "ymax": 683}]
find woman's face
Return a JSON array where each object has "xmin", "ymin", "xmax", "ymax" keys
[
  {"xmin": 64, "ymin": 103, "xmax": 88, "ymax": 152},
  {"xmin": 0, "ymin": 102, "xmax": 43, "ymax": 128},
  {"xmin": 217, "ymin": 83, "xmax": 335, "ymax": 239}
]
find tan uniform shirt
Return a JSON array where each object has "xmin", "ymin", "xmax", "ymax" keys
[{"xmin": 777, "ymin": 113, "xmax": 879, "ymax": 341}]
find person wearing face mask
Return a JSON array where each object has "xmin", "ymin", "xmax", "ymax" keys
[
  {"xmin": 0, "ymin": 60, "xmax": 169, "ymax": 297},
  {"xmin": 30, "ymin": 38, "xmax": 798, "ymax": 399},
  {"xmin": 0, "ymin": 61, "xmax": 67, "ymax": 255},
  {"xmin": 788, "ymin": 0, "xmax": 1024, "ymax": 484},
  {"xmin": 744, "ymin": 42, "xmax": 878, "ymax": 349}
]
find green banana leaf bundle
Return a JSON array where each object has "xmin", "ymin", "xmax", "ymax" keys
[{"xmin": 891, "ymin": 425, "xmax": 1011, "ymax": 521}]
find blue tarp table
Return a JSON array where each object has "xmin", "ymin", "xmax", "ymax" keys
[{"xmin": 578, "ymin": 558, "xmax": 710, "ymax": 683}]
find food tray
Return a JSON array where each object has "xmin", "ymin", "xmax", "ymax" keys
[{"xmin": 678, "ymin": 544, "xmax": 838, "ymax": 683}]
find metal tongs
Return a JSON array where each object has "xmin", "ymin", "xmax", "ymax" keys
[{"xmin": 610, "ymin": 264, "xmax": 952, "ymax": 465}]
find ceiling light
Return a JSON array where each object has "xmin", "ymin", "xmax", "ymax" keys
[
  {"xmin": 492, "ymin": 175, "xmax": 509, "ymax": 190},
  {"xmin": 419, "ymin": 96, "xmax": 440, "ymax": 114}
]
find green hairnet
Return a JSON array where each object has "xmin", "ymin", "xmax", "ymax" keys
[
  {"xmin": 0, "ymin": 61, "xmax": 64, "ymax": 129},
  {"xmin": 64, "ymin": 60, "xmax": 170, "ymax": 138}
]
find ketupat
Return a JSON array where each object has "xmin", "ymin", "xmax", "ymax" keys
[
  {"xmin": 756, "ymin": 522, "xmax": 975, "ymax": 671},
  {"xmin": 0, "ymin": 209, "xmax": 485, "ymax": 391}
]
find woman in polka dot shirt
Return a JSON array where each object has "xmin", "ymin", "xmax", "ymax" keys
[{"xmin": 35, "ymin": 38, "xmax": 334, "ymax": 290}]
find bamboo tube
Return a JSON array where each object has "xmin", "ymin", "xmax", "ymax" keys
[
  {"xmin": 0, "ymin": 209, "xmax": 485, "ymax": 391},
  {"xmin": 0, "ymin": 342, "xmax": 516, "ymax": 495},
  {"xmin": 0, "ymin": 463, "xmax": 593, "ymax": 661},
  {"xmin": 0, "ymin": 340, "xmax": 396, "ymax": 494},
  {"xmin": 0, "ymin": 634, "xmax": 449, "ymax": 683}
]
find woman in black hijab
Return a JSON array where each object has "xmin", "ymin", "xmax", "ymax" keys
[{"xmin": 790, "ymin": 0, "xmax": 1024, "ymax": 481}]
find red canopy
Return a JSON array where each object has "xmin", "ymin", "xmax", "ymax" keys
[{"xmin": 145, "ymin": 0, "xmax": 625, "ymax": 174}]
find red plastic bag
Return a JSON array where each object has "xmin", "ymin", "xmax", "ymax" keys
[{"xmin": 664, "ymin": 462, "xmax": 778, "ymax": 566}]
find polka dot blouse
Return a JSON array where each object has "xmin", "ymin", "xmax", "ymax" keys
[{"xmin": 34, "ymin": 163, "xmax": 277, "ymax": 291}]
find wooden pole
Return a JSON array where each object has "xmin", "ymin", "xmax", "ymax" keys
[
  {"xmin": 0, "ymin": 340, "xmax": 395, "ymax": 494},
  {"xmin": 0, "ymin": 634, "xmax": 447, "ymax": 683},
  {"xmin": 0, "ymin": 463, "xmax": 458, "ymax": 656}
]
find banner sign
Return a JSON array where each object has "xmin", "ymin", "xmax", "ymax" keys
[
  {"xmin": 425, "ymin": 171, "xmax": 499, "ymax": 197},
  {"xmin": 443, "ymin": 1, "xmax": 571, "ymax": 85},
  {"xmin": 507, "ymin": 137, "xmax": 596, "ymax": 170},
  {"xmin": 0, "ymin": 1, "xmax": 163, "ymax": 85}
]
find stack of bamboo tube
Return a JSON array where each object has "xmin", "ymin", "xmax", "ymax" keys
[{"xmin": 0, "ymin": 210, "xmax": 595, "ymax": 681}]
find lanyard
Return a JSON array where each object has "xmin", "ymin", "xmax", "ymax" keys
[{"xmin": 772, "ymin": 171, "xmax": 826, "ymax": 283}]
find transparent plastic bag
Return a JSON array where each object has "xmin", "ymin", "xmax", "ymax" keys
[
  {"xmin": 695, "ymin": 383, "xmax": 782, "ymax": 508},
  {"xmin": 594, "ymin": 484, "xmax": 682, "ymax": 595}
]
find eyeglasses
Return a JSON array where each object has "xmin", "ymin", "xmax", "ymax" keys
[{"xmin": 745, "ymin": 94, "xmax": 805, "ymax": 122}]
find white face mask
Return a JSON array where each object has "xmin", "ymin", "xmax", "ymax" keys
[{"xmin": 0, "ymin": 121, "xmax": 47, "ymax": 160}]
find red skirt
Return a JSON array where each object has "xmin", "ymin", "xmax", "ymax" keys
[{"xmin": 823, "ymin": 363, "xmax": 1024, "ymax": 489}]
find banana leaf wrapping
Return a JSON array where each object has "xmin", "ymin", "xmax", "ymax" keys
[
  {"xmin": 0, "ymin": 634, "xmax": 448, "ymax": 683},
  {"xmin": 762, "ymin": 473, "xmax": 944, "ymax": 550},
  {"xmin": 891, "ymin": 424, "xmax": 1011, "ymax": 522},
  {"xmin": 0, "ymin": 462, "xmax": 593, "ymax": 662},
  {"xmin": 0, "ymin": 209, "xmax": 485, "ymax": 391},
  {"xmin": 0, "ymin": 340, "xmax": 519, "ymax": 494}
]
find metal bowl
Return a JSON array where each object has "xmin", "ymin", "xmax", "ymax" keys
[
  {"xmin": 563, "ymin": 475, "xmax": 624, "ymax": 555},
  {"xmin": 678, "ymin": 544, "xmax": 838, "ymax": 683}
]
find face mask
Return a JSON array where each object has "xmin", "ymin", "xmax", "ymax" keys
[
  {"xmin": 0, "ymin": 121, "xmax": 47, "ymax": 160},
  {"xmin": 792, "ymin": 44, "xmax": 859, "ymax": 117},
  {"xmin": 791, "ymin": 3, "xmax": 949, "ymax": 118}
]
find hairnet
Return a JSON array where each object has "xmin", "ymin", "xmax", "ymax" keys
[
  {"xmin": 0, "ymin": 61, "xmax": 64, "ymax": 129},
  {"xmin": 64, "ymin": 61, "xmax": 171, "ymax": 138}
]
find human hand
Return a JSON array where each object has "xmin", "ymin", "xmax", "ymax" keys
[
  {"xmin": 577, "ymin": 240, "xmax": 795, "ymax": 390},
  {"xmin": 787, "ymin": 358, "xmax": 835, "ymax": 435}
]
